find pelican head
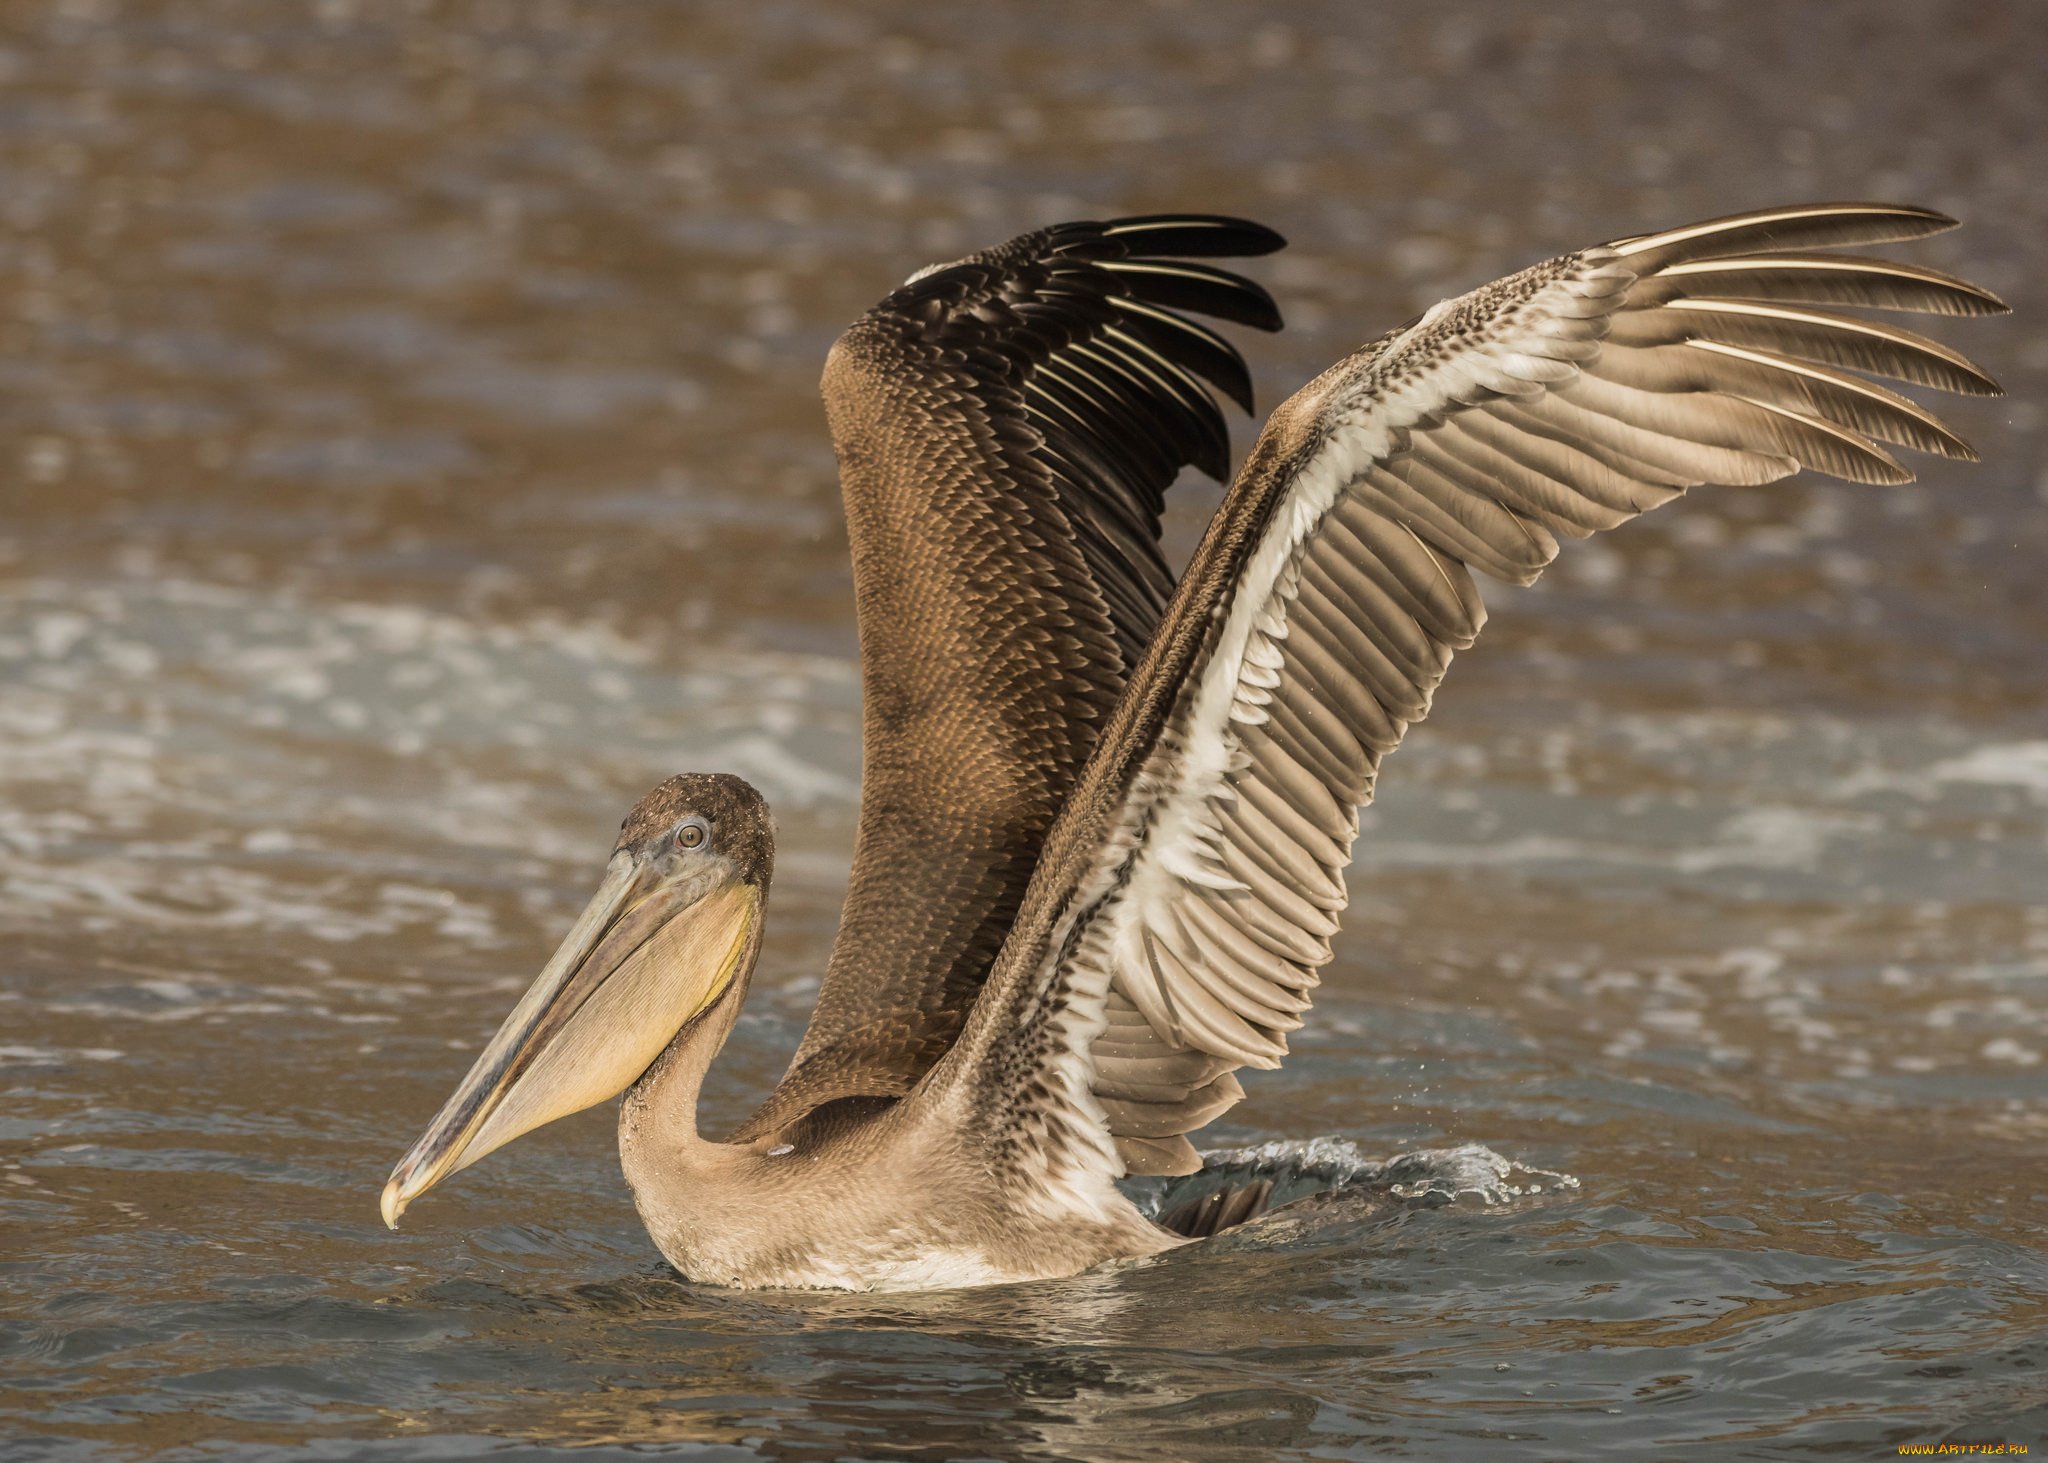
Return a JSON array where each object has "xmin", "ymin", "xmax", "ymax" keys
[{"xmin": 381, "ymin": 772, "xmax": 772, "ymax": 1228}]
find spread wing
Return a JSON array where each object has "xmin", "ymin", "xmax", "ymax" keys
[
  {"xmin": 733, "ymin": 216, "xmax": 1285, "ymax": 1141},
  {"xmin": 928, "ymin": 203, "xmax": 2006, "ymax": 1191}
]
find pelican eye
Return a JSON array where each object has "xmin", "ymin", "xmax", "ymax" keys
[{"xmin": 674, "ymin": 818, "xmax": 709, "ymax": 851}]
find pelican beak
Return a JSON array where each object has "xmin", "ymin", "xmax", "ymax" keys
[{"xmin": 380, "ymin": 847, "xmax": 759, "ymax": 1228}]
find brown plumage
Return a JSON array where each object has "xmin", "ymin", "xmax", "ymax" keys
[
  {"xmin": 382, "ymin": 203, "xmax": 2006, "ymax": 1290},
  {"xmin": 735, "ymin": 217, "xmax": 1285, "ymax": 1141}
]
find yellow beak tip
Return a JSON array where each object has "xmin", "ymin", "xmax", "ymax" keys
[{"xmin": 380, "ymin": 1179, "xmax": 406, "ymax": 1231}]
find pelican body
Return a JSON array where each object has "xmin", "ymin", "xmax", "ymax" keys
[{"xmin": 383, "ymin": 204, "xmax": 2006, "ymax": 1290}]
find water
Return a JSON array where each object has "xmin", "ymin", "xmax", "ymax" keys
[{"xmin": 2, "ymin": 0, "xmax": 2045, "ymax": 1456}]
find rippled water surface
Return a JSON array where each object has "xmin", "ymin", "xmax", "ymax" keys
[{"xmin": 3, "ymin": 1, "xmax": 2047, "ymax": 1457}]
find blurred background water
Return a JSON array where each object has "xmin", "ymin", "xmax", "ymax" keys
[{"xmin": 0, "ymin": 0, "xmax": 2044, "ymax": 1458}]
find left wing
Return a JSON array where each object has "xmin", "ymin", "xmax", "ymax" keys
[
  {"xmin": 732, "ymin": 215, "xmax": 1283, "ymax": 1143},
  {"xmin": 919, "ymin": 203, "xmax": 2006, "ymax": 1199}
]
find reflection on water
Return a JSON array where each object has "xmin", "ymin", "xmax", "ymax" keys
[{"xmin": 1, "ymin": 0, "xmax": 2045, "ymax": 1457}]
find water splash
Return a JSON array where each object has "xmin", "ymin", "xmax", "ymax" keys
[{"xmin": 1122, "ymin": 1138, "xmax": 1580, "ymax": 1226}]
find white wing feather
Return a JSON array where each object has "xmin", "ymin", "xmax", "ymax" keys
[{"xmin": 933, "ymin": 204, "xmax": 2004, "ymax": 1195}]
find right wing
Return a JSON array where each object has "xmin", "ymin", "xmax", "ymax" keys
[
  {"xmin": 734, "ymin": 216, "xmax": 1284, "ymax": 1141},
  {"xmin": 926, "ymin": 203, "xmax": 2005, "ymax": 1193}
]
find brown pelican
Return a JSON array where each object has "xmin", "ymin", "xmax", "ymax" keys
[{"xmin": 381, "ymin": 204, "xmax": 2005, "ymax": 1289}]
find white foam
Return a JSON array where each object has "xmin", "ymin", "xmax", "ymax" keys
[
  {"xmin": 1927, "ymin": 741, "xmax": 2048, "ymax": 793},
  {"xmin": 0, "ymin": 573, "xmax": 864, "ymax": 942},
  {"xmin": 0, "ymin": 1045, "xmax": 122, "ymax": 1065}
]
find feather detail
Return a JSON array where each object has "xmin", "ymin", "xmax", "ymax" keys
[{"xmin": 921, "ymin": 203, "xmax": 2001, "ymax": 1228}]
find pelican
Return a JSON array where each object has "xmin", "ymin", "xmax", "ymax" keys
[{"xmin": 382, "ymin": 203, "xmax": 2005, "ymax": 1289}]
